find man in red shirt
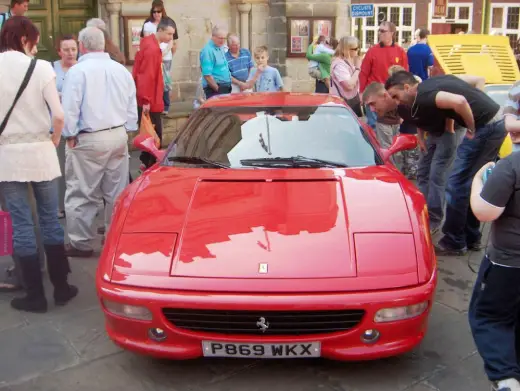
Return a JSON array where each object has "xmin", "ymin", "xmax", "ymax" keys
[
  {"xmin": 359, "ymin": 21, "xmax": 408, "ymax": 128},
  {"xmin": 133, "ymin": 17, "xmax": 176, "ymax": 167}
]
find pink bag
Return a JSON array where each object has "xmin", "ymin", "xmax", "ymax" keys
[{"xmin": 0, "ymin": 211, "xmax": 13, "ymax": 256}]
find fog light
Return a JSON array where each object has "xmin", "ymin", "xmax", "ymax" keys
[
  {"xmin": 102, "ymin": 299, "xmax": 152, "ymax": 321},
  {"xmin": 148, "ymin": 327, "xmax": 167, "ymax": 342},
  {"xmin": 374, "ymin": 301, "xmax": 429, "ymax": 323},
  {"xmin": 361, "ymin": 329, "xmax": 380, "ymax": 344}
]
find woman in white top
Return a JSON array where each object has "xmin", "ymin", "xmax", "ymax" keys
[
  {"xmin": 0, "ymin": 16, "xmax": 78, "ymax": 313},
  {"xmin": 329, "ymin": 36, "xmax": 363, "ymax": 117}
]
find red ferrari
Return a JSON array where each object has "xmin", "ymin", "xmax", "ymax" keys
[{"xmin": 97, "ymin": 92, "xmax": 437, "ymax": 361}]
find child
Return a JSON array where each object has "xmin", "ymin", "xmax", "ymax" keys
[
  {"xmin": 388, "ymin": 65, "xmax": 422, "ymax": 82},
  {"xmin": 246, "ymin": 46, "xmax": 284, "ymax": 92},
  {"xmin": 308, "ymin": 35, "xmax": 335, "ymax": 89},
  {"xmin": 504, "ymin": 81, "xmax": 520, "ymax": 152}
]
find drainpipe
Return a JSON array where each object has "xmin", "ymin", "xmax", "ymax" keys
[{"xmin": 481, "ymin": 0, "xmax": 491, "ymax": 34}]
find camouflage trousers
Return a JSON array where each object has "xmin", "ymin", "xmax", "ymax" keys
[
  {"xmin": 375, "ymin": 122, "xmax": 418, "ymax": 179},
  {"xmin": 402, "ymin": 146, "xmax": 419, "ymax": 179}
]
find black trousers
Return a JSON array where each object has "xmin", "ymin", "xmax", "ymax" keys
[
  {"xmin": 137, "ymin": 107, "xmax": 163, "ymax": 168},
  {"xmin": 204, "ymin": 83, "xmax": 231, "ymax": 100}
]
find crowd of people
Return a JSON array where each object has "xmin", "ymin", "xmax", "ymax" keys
[{"xmin": 2, "ymin": 1, "xmax": 520, "ymax": 389}]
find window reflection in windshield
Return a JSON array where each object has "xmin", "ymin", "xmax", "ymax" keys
[{"xmin": 166, "ymin": 105, "xmax": 380, "ymax": 168}]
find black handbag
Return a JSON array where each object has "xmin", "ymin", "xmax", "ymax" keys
[
  {"xmin": 0, "ymin": 58, "xmax": 37, "ymax": 136},
  {"xmin": 330, "ymin": 61, "xmax": 363, "ymax": 118}
]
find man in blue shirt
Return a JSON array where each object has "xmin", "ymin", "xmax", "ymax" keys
[
  {"xmin": 407, "ymin": 29, "xmax": 434, "ymax": 81},
  {"xmin": 61, "ymin": 27, "xmax": 138, "ymax": 258},
  {"xmin": 200, "ymin": 25, "xmax": 232, "ymax": 99},
  {"xmin": 225, "ymin": 34, "xmax": 254, "ymax": 93}
]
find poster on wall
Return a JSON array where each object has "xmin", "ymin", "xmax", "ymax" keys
[
  {"xmin": 315, "ymin": 20, "xmax": 331, "ymax": 38},
  {"xmin": 123, "ymin": 16, "xmax": 147, "ymax": 64},
  {"xmin": 131, "ymin": 26, "xmax": 141, "ymax": 47},
  {"xmin": 291, "ymin": 36, "xmax": 303, "ymax": 53},
  {"xmin": 289, "ymin": 19, "xmax": 310, "ymax": 54}
]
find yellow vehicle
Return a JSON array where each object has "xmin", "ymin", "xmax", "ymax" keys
[{"xmin": 428, "ymin": 34, "xmax": 520, "ymax": 158}]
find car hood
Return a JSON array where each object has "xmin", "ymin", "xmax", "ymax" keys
[{"xmin": 108, "ymin": 166, "xmax": 421, "ymax": 292}]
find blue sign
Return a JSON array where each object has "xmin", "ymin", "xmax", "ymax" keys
[{"xmin": 351, "ymin": 4, "xmax": 374, "ymax": 17}]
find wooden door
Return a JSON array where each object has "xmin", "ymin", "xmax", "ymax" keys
[
  {"xmin": 27, "ymin": 0, "xmax": 96, "ymax": 61},
  {"xmin": 27, "ymin": 0, "xmax": 55, "ymax": 60}
]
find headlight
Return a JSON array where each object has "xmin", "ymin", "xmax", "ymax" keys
[
  {"xmin": 374, "ymin": 301, "xmax": 429, "ymax": 323},
  {"xmin": 102, "ymin": 299, "xmax": 153, "ymax": 321}
]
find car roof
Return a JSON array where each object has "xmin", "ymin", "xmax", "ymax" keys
[{"xmin": 201, "ymin": 92, "xmax": 348, "ymax": 108}]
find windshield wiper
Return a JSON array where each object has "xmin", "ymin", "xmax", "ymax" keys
[
  {"xmin": 167, "ymin": 156, "xmax": 229, "ymax": 168},
  {"xmin": 240, "ymin": 156, "xmax": 347, "ymax": 168}
]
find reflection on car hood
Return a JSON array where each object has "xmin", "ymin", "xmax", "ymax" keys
[{"xmin": 110, "ymin": 166, "xmax": 418, "ymax": 291}]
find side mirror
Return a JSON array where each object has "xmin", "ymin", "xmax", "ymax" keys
[
  {"xmin": 381, "ymin": 134, "xmax": 418, "ymax": 162},
  {"xmin": 132, "ymin": 134, "xmax": 166, "ymax": 162}
]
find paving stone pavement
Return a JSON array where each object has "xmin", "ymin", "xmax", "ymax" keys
[{"xmin": 0, "ymin": 158, "xmax": 492, "ymax": 390}]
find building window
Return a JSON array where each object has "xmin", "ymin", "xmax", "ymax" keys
[
  {"xmin": 447, "ymin": 7, "xmax": 456, "ymax": 19},
  {"xmin": 506, "ymin": 7, "xmax": 519, "ymax": 30},
  {"xmin": 492, "ymin": 8, "xmax": 504, "ymax": 29},
  {"xmin": 458, "ymin": 7, "xmax": 470, "ymax": 20},
  {"xmin": 429, "ymin": 2, "xmax": 473, "ymax": 33},
  {"xmin": 352, "ymin": 4, "xmax": 415, "ymax": 51},
  {"xmin": 490, "ymin": 4, "xmax": 520, "ymax": 51}
]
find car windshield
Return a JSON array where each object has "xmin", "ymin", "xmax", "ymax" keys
[
  {"xmin": 164, "ymin": 105, "xmax": 380, "ymax": 169},
  {"xmin": 485, "ymin": 85, "xmax": 511, "ymax": 107}
]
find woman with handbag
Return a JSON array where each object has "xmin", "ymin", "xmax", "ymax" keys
[
  {"xmin": 329, "ymin": 36, "xmax": 363, "ymax": 118},
  {"xmin": 0, "ymin": 16, "xmax": 78, "ymax": 313}
]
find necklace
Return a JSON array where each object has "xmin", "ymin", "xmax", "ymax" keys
[{"xmin": 410, "ymin": 91, "xmax": 419, "ymax": 118}]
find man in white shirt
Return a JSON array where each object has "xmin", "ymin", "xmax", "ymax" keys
[{"xmin": 61, "ymin": 27, "xmax": 138, "ymax": 258}]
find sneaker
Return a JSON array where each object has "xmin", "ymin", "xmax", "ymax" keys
[
  {"xmin": 434, "ymin": 242, "xmax": 468, "ymax": 256},
  {"xmin": 468, "ymin": 240, "xmax": 484, "ymax": 251},
  {"xmin": 492, "ymin": 378, "xmax": 520, "ymax": 390}
]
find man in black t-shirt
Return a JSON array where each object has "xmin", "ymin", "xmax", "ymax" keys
[
  {"xmin": 468, "ymin": 155, "xmax": 520, "ymax": 391},
  {"xmin": 363, "ymin": 81, "xmax": 462, "ymax": 233},
  {"xmin": 385, "ymin": 72, "xmax": 506, "ymax": 256}
]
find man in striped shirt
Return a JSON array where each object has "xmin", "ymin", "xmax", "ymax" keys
[{"xmin": 225, "ymin": 34, "xmax": 254, "ymax": 93}]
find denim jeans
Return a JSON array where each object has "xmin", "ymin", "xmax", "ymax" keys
[
  {"xmin": 513, "ymin": 143, "xmax": 520, "ymax": 153},
  {"xmin": 163, "ymin": 90, "xmax": 170, "ymax": 112},
  {"xmin": 417, "ymin": 129, "xmax": 464, "ymax": 230},
  {"xmin": 440, "ymin": 119, "xmax": 507, "ymax": 249},
  {"xmin": 364, "ymin": 104, "xmax": 377, "ymax": 129},
  {"xmin": 163, "ymin": 59, "xmax": 172, "ymax": 112},
  {"xmin": 469, "ymin": 255, "xmax": 520, "ymax": 382},
  {"xmin": 0, "ymin": 179, "xmax": 64, "ymax": 258}
]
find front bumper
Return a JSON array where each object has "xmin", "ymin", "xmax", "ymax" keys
[{"xmin": 97, "ymin": 271, "xmax": 436, "ymax": 361}]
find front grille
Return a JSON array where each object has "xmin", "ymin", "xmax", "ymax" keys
[{"xmin": 162, "ymin": 308, "xmax": 365, "ymax": 336}]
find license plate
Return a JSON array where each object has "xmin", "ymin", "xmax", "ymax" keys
[{"xmin": 202, "ymin": 341, "xmax": 321, "ymax": 358}]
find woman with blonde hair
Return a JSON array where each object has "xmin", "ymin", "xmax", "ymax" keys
[{"xmin": 329, "ymin": 36, "xmax": 362, "ymax": 117}]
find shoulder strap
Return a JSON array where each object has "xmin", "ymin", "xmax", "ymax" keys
[
  {"xmin": 0, "ymin": 58, "xmax": 37, "ymax": 136},
  {"xmin": 330, "ymin": 62, "xmax": 348, "ymax": 101}
]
